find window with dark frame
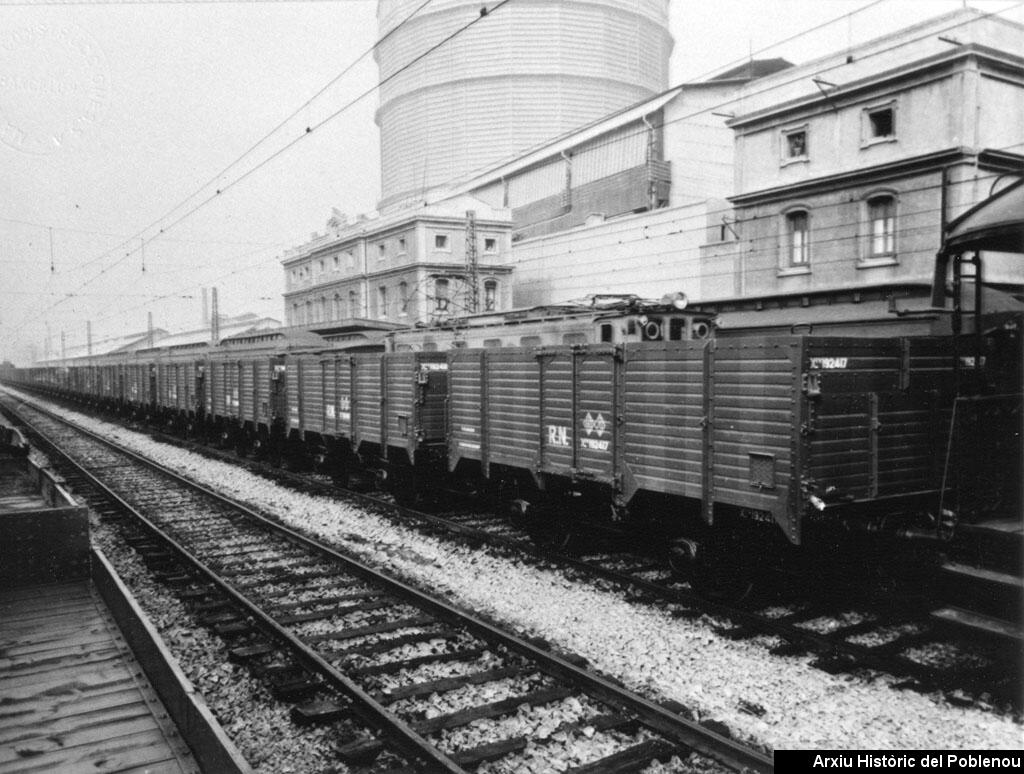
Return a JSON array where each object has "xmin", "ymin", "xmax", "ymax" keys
[
  {"xmin": 786, "ymin": 210, "xmax": 810, "ymax": 267},
  {"xmin": 484, "ymin": 280, "xmax": 497, "ymax": 311},
  {"xmin": 435, "ymin": 278, "xmax": 450, "ymax": 311},
  {"xmin": 785, "ymin": 130, "xmax": 807, "ymax": 159},
  {"xmin": 868, "ymin": 106, "xmax": 895, "ymax": 139},
  {"xmin": 434, "ymin": 234, "xmax": 448, "ymax": 250},
  {"xmin": 867, "ymin": 195, "xmax": 896, "ymax": 257}
]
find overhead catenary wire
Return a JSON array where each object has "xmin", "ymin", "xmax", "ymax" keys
[
  {"xmin": 6, "ymin": 0, "xmax": 1022, "ymax": 354},
  {"xmin": 3, "ymin": 0, "xmax": 510, "ymax": 342}
]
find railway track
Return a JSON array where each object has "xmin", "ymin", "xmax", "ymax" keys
[
  {"xmin": 1, "ymin": 394, "xmax": 773, "ymax": 774},
  {"xmin": 138, "ymin": 426, "xmax": 1017, "ymax": 712},
  {"xmin": 136, "ymin": 422, "xmax": 1023, "ymax": 712}
]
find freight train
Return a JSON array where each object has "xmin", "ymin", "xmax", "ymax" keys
[
  {"xmin": 5, "ymin": 294, "xmax": 1016, "ymax": 594},
  {"xmin": 4, "ymin": 184, "xmax": 1021, "ymax": 595}
]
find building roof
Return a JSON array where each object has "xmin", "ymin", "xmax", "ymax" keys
[
  {"xmin": 281, "ymin": 194, "xmax": 510, "ymax": 265},
  {"xmin": 710, "ymin": 58, "xmax": 793, "ymax": 81},
  {"xmin": 943, "ymin": 178, "xmax": 1024, "ymax": 254}
]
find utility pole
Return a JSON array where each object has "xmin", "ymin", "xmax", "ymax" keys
[
  {"xmin": 465, "ymin": 210, "xmax": 479, "ymax": 314},
  {"xmin": 211, "ymin": 287, "xmax": 220, "ymax": 344}
]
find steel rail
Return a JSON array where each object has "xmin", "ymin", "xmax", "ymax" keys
[
  {"xmin": 2, "ymin": 401, "xmax": 466, "ymax": 773},
  {"xmin": 4, "ymin": 393, "xmax": 775, "ymax": 774}
]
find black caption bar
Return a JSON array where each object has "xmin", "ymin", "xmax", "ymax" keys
[{"xmin": 775, "ymin": 751, "xmax": 1023, "ymax": 773}]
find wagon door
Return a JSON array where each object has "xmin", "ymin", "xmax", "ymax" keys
[
  {"xmin": 538, "ymin": 347, "xmax": 574, "ymax": 477},
  {"xmin": 805, "ymin": 338, "xmax": 903, "ymax": 502},
  {"xmin": 270, "ymin": 356, "xmax": 287, "ymax": 428},
  {"xmin": 148, "ymin": 364, "xmax": 158, "ymax": 406},
  {"xmin": 574, "ymin": 347, "xmax": 617, "ymax": 482}
]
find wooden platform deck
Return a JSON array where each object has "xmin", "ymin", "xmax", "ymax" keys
[{"xmin": 0, "ymin": 582, "xmax": 199, "ymax": 774}]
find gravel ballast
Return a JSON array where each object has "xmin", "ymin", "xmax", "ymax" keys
[{"xmin": 18, "ymin": 393, "xmax": 1024, "ymax": 752}]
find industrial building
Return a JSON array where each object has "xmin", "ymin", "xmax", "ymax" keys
[{"xmin": 282, "ymin": 6, "xmax": 1023, "ymax": 329}]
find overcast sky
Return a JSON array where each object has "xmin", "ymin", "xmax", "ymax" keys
[{"xmin": 2, "ymin": 0, "xmax": 1021, "ymax": 363}]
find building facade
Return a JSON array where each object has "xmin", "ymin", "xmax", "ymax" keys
[
  {"xmin": 281, "ymin": 198, "xmax": 513, "ymax": 327},
  {"xmin": 699, "ymin": 9, "xmax": 1024, "ymax": 312}
]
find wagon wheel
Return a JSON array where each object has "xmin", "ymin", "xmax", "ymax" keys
[
  {"xmin": 525, "ymin": 513, "xmax": 578, "ymax": 555},
  {"xmin": 390, "ymin": 471, "xmax": 421, "ymax": 507},
  {"xmin": 687, "ymin": 538, "xmax": 756, "ymax": 602},
  {"xmin": 331, "ymin": 459, "xmax": 350, "ymax": 488}
]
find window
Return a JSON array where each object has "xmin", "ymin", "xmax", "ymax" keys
[
  {"xmin": 862, "ymin": 102, "xmax": 896, "ymax": 146},
  {"xmin": 333, "ymin": 293, "xmax": 342, "ymax": 319},
  {"xmin": 434, "ymin": 278, "xmax": 450, "ymax": 311},
  {"xmin": 866, "ymin": 195, "xmax": 896, "ymax": 258},
  {"xmin": 332, "ymin": 255, "xmax": 339, "ymax": 270},
  {"xmin": 782, "ymin": 126, "xmax": 808, "ymax": 162},
  {"xmin": 292, "ymin": 303, "xmax": 299, "ymax": 324},
  {"xmin": 868, "ymin": 107, "xmax": 894, "ymax": 138},
  {"xmin": 348, "ymin": 290, "xmax": 357, "ymax": 318},
  {"xmin": 398, "ymin": 281, "xmax": 409, "ymax": 316},
  {"xmin": 378, "ymin": 243, "xmax": 386, "ymax": 260},
  {"xmin": 318, "ymin": 297, "xmax": 327, "ymax": 322},
  {"xmin": 484, "ymin": 279, "xmax": 497, "ymax": 311},
  {"xmin": 345, "ymin": 250, "xmax": 354, "ymax": 269},
  {"xmin": 434, "ymin": 234, "xmax": 449, "ymax": 250},
  {"xmin": 398, "ymin": 237, "xmax": 407, "ymax": 253},
  {"xmin": 785, "ymin": 210, "xmax": 810, "ymax": 267},
  {"xmin": 305, "ymin": 300, "xmax": 312, "ymax": 323},
  {"xmin": 318, "ymin": 259, "xmax": 324, "ymax": 274},
  {"xmin": 484, "ymin": 237, "xmax": 497, "ymax": 253},
  {"xmin": 378, "ymin": 286, "xmax": 388, "ymax": 318}
]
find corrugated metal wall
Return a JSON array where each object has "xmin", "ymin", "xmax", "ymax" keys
[{"xmin": 375, "ymin": 0, "xmax": 672, "ymax": 208}]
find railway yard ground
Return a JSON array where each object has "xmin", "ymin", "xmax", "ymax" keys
[{"xmin": 1, "ymin": 386, "xmax": 1022, "ymax": 773}]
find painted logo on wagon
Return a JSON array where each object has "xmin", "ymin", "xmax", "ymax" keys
[
  {"xmin": 547, "ymin": 425, "xmax": 570, "ymax": 447},
  {"xmin": 580, "ymin": 411, "xmax": 610, "ymax": 451},
  {"xmin": 810, "ymin": 357, "xmax": 849, "ymax": 370}
]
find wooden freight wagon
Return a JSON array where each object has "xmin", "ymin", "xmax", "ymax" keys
[
  {"xmin": 449, "ymin": 335, "xmax": 955, "ymax": 546},
  {"xmin": 312, "ymin": 351, "xmax": 448, "ymax": 494}
]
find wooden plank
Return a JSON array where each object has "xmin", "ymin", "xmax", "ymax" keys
[
  {"xmin": 302, "ymin": 614, "xmax": 436, "ymax": 644},
  {"xmin": 413, "ymin": 686, "xmax": 574, "ymax": 735},
  {"xmin": 941, "ymin": 561, "xmax": 1023, "ymax": 589},
  {"xmin": 2, "ymin": 664, "xmax": 137, "ymax": 699},
  {"xmin": 1, "ymin": 728, "xmax": 180, "ymax": 774},
  {"xmin": 0, "ymin": 583, "xmax": 91, "ymax": 607},
  {"xmin": 0, "ymin": 598, "xmax": 98, "ymax": 623},
  {"xmin": 0, "ymin": 689, "xmax": 151, "ymax": 741},
  {"xmin": 0, "ymin": 645, "xmax": 125, "ymax": 679},
  {"xmin": 268, "ymin": 589, "xmax": 378, "ymax": 613},
  {"xmin": 0, "ymin": 623, "xmax": 111, "ymax": 651},
  {"xmin": 931, "ymin": 606, "xmax": 1023, "ymax": 641},
  {"xmin": 380, "ymin": 666, "xmax": 525, "ymax": 703},
  {"xmin": 0, "ymin": 701, "xmax": 159, "ymax": 747},
  {"xmin": 278, "ymin": 599, "xmax": 393, "ymax": 625},
  {"xmin": 566, "ymin": 739, "xmax": 678, "ymax": 774}
]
